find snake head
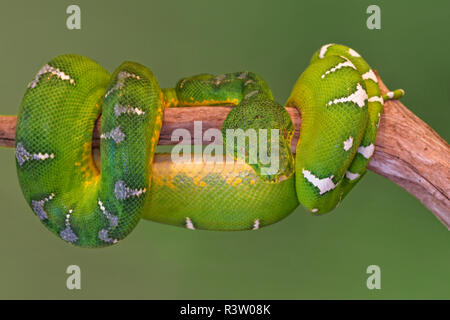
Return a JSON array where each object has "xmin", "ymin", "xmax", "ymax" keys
[{"xmin": 222, "ymin": 98, "xmax": 295, "ymax": 183}]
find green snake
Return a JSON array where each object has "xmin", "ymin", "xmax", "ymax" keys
[{"xmin": 15, "ymin": 44, "xmax": 404, "ymax": 247}]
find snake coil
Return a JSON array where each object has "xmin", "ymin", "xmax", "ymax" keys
[{"xmin": 15, "ymin": 44, "xmax": 404, "ymax": 247}]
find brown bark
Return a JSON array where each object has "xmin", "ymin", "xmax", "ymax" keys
[{"xmin": 1, "ymin": 73, "xmax": 449, "ymax": 228}]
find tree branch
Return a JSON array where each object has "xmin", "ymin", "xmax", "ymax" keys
[{"xmin": 1, "ymin": 72, "xmax": 449, "ymax": 228}]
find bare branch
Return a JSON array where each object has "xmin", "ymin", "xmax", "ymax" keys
[{"xmin": 1, "ymin": 72, "xmax": 448, "ymax": 228}]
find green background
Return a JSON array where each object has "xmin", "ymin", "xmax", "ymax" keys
[{"xmin": 0, "ymin": 0, "xmax": 448, "ymax": 299}]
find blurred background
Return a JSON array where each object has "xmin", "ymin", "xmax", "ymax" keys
[{"xmin": 0, "ymin": 0, "xmax": 448, "ymax": 299}]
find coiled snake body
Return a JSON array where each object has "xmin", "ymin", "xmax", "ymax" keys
[{"xmin": 15, "ymin": 44, "xmax": 404, "ymax": 247}]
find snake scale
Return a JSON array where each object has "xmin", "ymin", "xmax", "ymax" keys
[{"xmin": 15, "ymin": 44, "xmax": 404, "ymax": 247}]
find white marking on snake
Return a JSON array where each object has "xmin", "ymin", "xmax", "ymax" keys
[
  {"xmin": 327, "ymin": 83, "xmax": 368, "ymax": 108},
  {"xmin": 321, "ymin": 57, "xmax": 356, "ymax": 78},
  {"xmin": 105, "ymin": 71, "xmax": 141, "ymax": 98},
  {"xmin": 345, "ymin": 171, "xmax": 360, "ymax": 181},
  {"xmin": 114, "ymin": 180, "xmax": 146, "ymax": 200},
  {"xmin": 114, "ymin": 104, "xmax": 145, "ymax": 117},
  {"xmin": 60, "ymin": 209, "xmax": 78, "ymax": 243},
  {"xmin": 302, "ymin": 169, "xmax": 336, "ymax": 195},
  {"xmin": 244, "ymin": 79, "xmax": 254, "ymax": 86},
  {"xmin": 237, "ymin": 72, "xmax": 248, "ymax": 79},
  {"xmin": 33, "ymin": 153, "xmax": 54, "ymax": 160},
  {"xmin": 98, "ymin": 200, "xmax": 118, "ymax": 228},
  {"xmin": 119, "ymin": 71, "xmax": 140, "ymax": 80},
  {"xmin": 252, "ymin": 219, "xmax": 260, "ymax": 230},
  {"xmin": 179, "ymin": 78, "xmax": 188, "ymax": 89},
  {"xmin": 319, "ymin": 44, "xmax": 334, "ymax": 59},
  {"xmin": 185, "ymin": 217, "xmax": 195, "ymax": 230},
  {"xmin": 98, "ymin": 199, "xmax": 119, "ymax": 244},
  {"xmin": 245, "ymin": 90, "xmax": 258, "ymax": 99},
  {"xmin": 362, "ymin": 69, "xmax": 378, "ymax": 83},
  {"xmin": 31, "ymin": 193, "xmax": 55, "ymax": 220},
  {"xmin": 28, "ymin": 64, "xmax": 75, "ymax": 88},
  {"xmin": 348, "ymin": 48, "xmax": 361, "ymax": 57},
  {"xmin": 357, "ymin": 143, "xmax": 375, "ymax": 159},
  {"xmin": 377, "ymin": 112, "xmax": 381, "ymax": 128},
  {"xmin": 100, "ymin": 126, "xmax": 125, "ymax": 144},
  {"xmin": 98, "ymin": 229, "xmax": 118, "ymax": 244},
  {"xmin": 343, "ymin": 136, "xmax": 353, "ymax": 151},
  {"xmin": 368, "ymin": 96, "xmax": 384, "ymax": 104},
  {"xmin": 214, "ymin": 74, "xmax": 226, "ymax": 86},
  {"xmin": 16, "ymin": 142, "xmax": 54, "ymax": 166},
  {"xmin": 311, "ymin": 208, "xmax": 318, "ymax": 213},
  {"xmin": 387, "ymin": 91, "xmax": 394, "ymax": 99}
]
